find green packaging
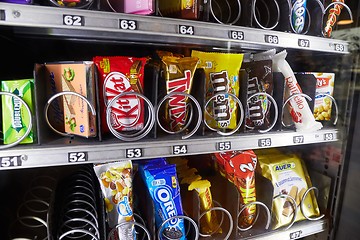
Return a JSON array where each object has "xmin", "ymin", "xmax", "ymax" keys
[{"xmin": 1, "ymin": 79, "xmax": 34, "ymax": 144}]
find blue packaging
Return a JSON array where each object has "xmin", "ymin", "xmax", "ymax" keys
[
  {"xmin": 291, "ymin": 0, "xmax": 307, "ymax": 33},
  {"xmin": 139, "ymin": 162, "xmax": 186, "ymax": 240}
]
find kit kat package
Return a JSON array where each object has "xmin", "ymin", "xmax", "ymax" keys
[{"xmin": 93, "ymin": 56, "xmax": 147, "ymax": 135}]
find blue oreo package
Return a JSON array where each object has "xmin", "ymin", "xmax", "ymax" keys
[{"xmin": 139, "ymin": 160, "xmax": 186, "ymax": 240}]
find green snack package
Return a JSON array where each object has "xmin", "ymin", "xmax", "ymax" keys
[{"xmin": 1, "ymin": 79, "xmax": 35, "ymax": 145}]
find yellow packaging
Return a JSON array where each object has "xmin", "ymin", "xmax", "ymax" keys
[
  {"xmin": 188, "ymin": 179, "xmax": 222, "ymax": 234},
  {"xmin": 257, "ymin": 153, "xmax": 320, "ymax": 229},
  {"xmin": 191, "ymin": 50, "xmax": 243, "ymax": 130}
]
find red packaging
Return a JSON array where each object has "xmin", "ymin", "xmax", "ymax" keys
[
  {"xmin": 213, "ymin": 150, "xmax": 257, "ymax": 228},
  {"xmin": 93, "ymin": 56, "xmax": 147, "ymax": 133}
]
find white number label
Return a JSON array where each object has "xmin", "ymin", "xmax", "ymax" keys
[
  {"xmin": 264, "ymin": 35, "xmax": 279, "ymax": 44},
  {"xmin": 230, "ymin": 30, "xmax": 244, "ymax": 40},
  {"xmin": 119, "ymin": 19, "xmax": 137, "ymax": 30},
  {"xmin": 324, "ymin": 133, "xmax": 334, "ymax": 141},
  {"xmin": 334, "ymin": 43, "xmax": 345, "ymax": 52},
  {"xmin": 126, "ymin": 148, "xmax": 143, "ymax": 158},
  {"xmin": 293, "ymin": 135, "xmax": 304, "ymax": 144},
  {"xmin": 63, "ymin": 15, "xmax": 84, "ymax": 26},
  {"xmin": 217, "ymin": 141, "xmax": 231, "ymax": 151},
  {"xmin": 258, "ymin": 138, "xmax": 272, "ymax": 147},
  {"xmin": 173, "ymin": 145, "xmax": 188, "ymax": 155},
  {"xmin": 290, "ymin": 230, "xmax": 302, "ymax": 239},
  {"xmin": 0, "ymin": 156, "xmax": 24, "ymax": 167},
  {"xmin": 68, "ymin": 152, "xmax": 88, "ymax": 163},
  {"xmin": 298, "ymin": 39, "xmax": 310, "ymax": 48},
  {"xmin": 179, "ymin": 25, "xmax": 194, "ymax": 35}
]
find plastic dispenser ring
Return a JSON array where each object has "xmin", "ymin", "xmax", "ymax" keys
[
  {"xmin": 204, "ymin": 92, "xmax": 244, "ymax": 136},
  {"xmin": 0, "ymin": 91, "xmax": 33, "ymax": 149},
  {"xmin": 107, "ymin": 221, "xmax": 151, "ymax": 240},
  {"xmin": 106, "ymin": 92, "xmax": 155, "ymax": 141},
  {"xmin": 300, "ymin": 186, "xmax": 325, "ymax": 221},
  {"xmin": 246, "ymin": 92, "xmax": 279, "ymax": 133},
  {"xmin": 44, "ymin": 91, "xmax": 96, "ymax": 137},
  {"xmin": 156, "ymin": 92, "xmax": 202, "ymax": 140},
  {"xmin": 237, "ymin": 201, "xmax": 271, "ymax": 232},
  {"xmin": 199, "ymin": 206, "xmax": 233, "ymax": 240},
  {"xmin": 281, "ymin": 93, "xmax": 312, "ymax": 128},
  {"xmin": 273, "ymin": 194, "xmax": 298, "ymax": 230},
  {"xmin": 157, "ymin": 215, "xmax": 199, "ymax": 240},
  {"xmin": 252, "ymin": 0, "xmax": 280, "ymax": 30}
]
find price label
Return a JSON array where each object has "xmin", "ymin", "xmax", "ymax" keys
[
  {"xmin": 293, "ymin": 135, "xmax": 304, "ymax": 144},
  {"xmin": 298, "ymin": 39, "xmax": 310, "ymax": 48},
  {"xmin": 68, "ymin": 152, "xmax": 88, "ymax": 163},
  {"xmin": 126, "ymin": 148, "xmax": 143, "ymax": 158},
  {"xmin": 324, "ymin": 133, "xmax": 334, "ymax": 141},
  {"xmin": 173, "ymin": 145, "xmax": 188, "ymax": 155},
  {"xmin": 258, "ymin": 138, "xmax": 272, "ymax": 147},
  {"xmin": 264, "ymin": 35, "xmax": 279, "ymax": 44},
  {"xmin": 119, "ymin": 19, "xmax": 137, "ymax": 30},
  {"xmin": 229, "ymin": 30, "xmax": 244, "ymax": 40},
  {"xmin": 334, "ymin": 43, "xmax": 345, "ymax": 52},
  {"xmin": 0, "ymin": 155, "xmax": 25, "ymax": 168},
  {"xmin": 217, "ymin": 141, "xmax": 231, "ymax": 151},
  {"xmin": 63, "ymin": 15, "xmax": 84, "ymax": 26},
  {"xmin": 179, "ymin": 25, "xmax": 194, "ymax": 35},
  {"xmin": 290, "ymin": 230, "xmax": 302, "ymax": 239}
]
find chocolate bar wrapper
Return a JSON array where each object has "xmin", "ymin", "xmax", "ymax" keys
[
  {"xmin": 256, "ymin": 151, "xmax": 320, "ymax": 229},
  {"xmin": 93, "ymin": 56, "xmax": 147, "ymax": 133},
  {"xmin": 191, "ymin": 50, "xmax": 244, "ymax": 131},
  {"xmin": 160, "ymin": 55, "xmax": 198, "ymax": 133},
  {"xmin": 188, "ymin": 179, "xmax": 222, "ymax": 234}
]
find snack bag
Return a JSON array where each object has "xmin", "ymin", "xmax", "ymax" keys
[
  {"xmin": 242, "ymin": 50, "xmax": 274, "ymax": 131},
  {"xmin": 256, "ymin": 152, "xmax": 320, "ymax": 229},
  {"xmin": 1, "ymin": 79, "xmax": 35, "ymax": 144},
  {"xmin": 93, "ymin": 161, "xmax": 135, "ymax": 239},
  {"xmin": 139, "ymin": 162, "xmax": 186, "ymax": 240},
  {"xmin": 159, "ymin": 55, "xmax": 199, "ymax": 133},
  {"xmin": 191, "ymin": 50, "xmax": 243, "ymax": 131},
  {"xmin": 213, "ymin": 150, "xmax": 257, "ymax": 228},
  {"xmin": 93, "ymin": 56, "xmax": 147, "ymax": 134}
]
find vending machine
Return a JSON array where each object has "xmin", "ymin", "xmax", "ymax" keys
[{"xmin": 0, "ymin": 0, "xmax": 358, "ymax": 239}]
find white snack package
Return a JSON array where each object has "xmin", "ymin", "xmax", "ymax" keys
[{"xmin": 272, "ymin": 50, "xmax": 323, "ymax": 132}]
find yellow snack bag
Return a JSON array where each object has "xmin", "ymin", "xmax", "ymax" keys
[
  {"xmin": 191, "ymin": 50, "xmax": 244, "ymax": 130},
  {"xmin": 257, "ymin": 153, "xmax": 320, "ymax": 229}
]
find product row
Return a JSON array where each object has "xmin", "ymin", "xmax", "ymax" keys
[
  {"xmin": 0, "ymin": 48, "xmax": 338, "ymax": 147},
  {"xmin": 0, "ymin": 0, "xmax": 352, "ymax": 38},
  {"xmin": 7, "ymin": 148, "xmax": 327, "ymax": 240}
]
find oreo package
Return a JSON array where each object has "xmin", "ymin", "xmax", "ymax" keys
[{"xmin": 139, "ymin": 160, "xmax": 186, "ymax": 240}]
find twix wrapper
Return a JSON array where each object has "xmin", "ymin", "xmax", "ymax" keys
[
  {"xmin": 93, "ymin": 56, "xmax": 147, "ymax": 134},
  {"xmin": 191, "ymin": 50, "xmax": 243, "ymax": 131},
  {"xmin": 213, "ymin": 150, "xmax": 257, "ymax": 228},
  {"xmin": 160, "ymin": 55, "xmax": 199, "ymax": 132}
]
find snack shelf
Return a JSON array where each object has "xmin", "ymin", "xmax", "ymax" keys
[
  {"xmin": 242, "ymin": 219, "xmax": 327, "ymax": 240},
  {"xmin": 0, "ymin": 2, "xmax": 349, "ymax": 54},
  {"xmin": 0, "ymin": 128, "xmax": 338, "ymax": 170}
]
